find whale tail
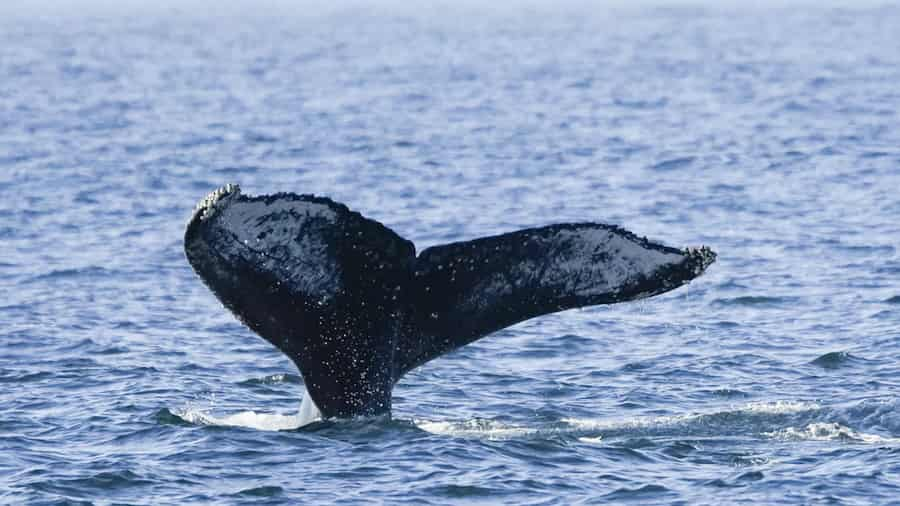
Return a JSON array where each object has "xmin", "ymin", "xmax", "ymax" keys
[{"xmin": 185, "ymin": 185, "xmax": 715, "ymax": 418}]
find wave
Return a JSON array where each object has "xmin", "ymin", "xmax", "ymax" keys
[
  {"xmin": 764, "ymin": 422, "xmax": 900, "ymax": 444},
  {"xmin": 809, "ymin": 351, "xmax": 875, "ymax": 369},
  {"xmin": 712, "ymin": 296, "xmax": 798, "ymax": 307},
  {"xmin": 416, "ymin": 400, "xmax": 898, "ymax": 446},
  {"xmin": 416, "ymin": 400, "xmax": 818, "ymax": 440},
  {"xmin": 28, "ymin": 265, "xmax": 116, "ymax": 282}
]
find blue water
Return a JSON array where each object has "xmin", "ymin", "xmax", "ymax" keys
[{"xmin": 2, "ymin": 2, "xmax": 900, "ymax": 504}]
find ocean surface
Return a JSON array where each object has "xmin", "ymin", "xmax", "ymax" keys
[{"xmin": 2, "ymin": 1, "xmax": 899, "ymax": 504}]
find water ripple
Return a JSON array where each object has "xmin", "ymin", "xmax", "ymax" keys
[{"xmin": 2, "ymin": 3, "xmax": 899, "ymax": 504}]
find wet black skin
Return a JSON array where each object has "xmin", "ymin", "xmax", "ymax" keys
[{"xmin": 185, "ymin": 187, "xmax": 716, "ymax": 419}]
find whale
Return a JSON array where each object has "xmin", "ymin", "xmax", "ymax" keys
[{"xmin": 184, "ymin": 184, "xmax": 716, "ymax": 419}]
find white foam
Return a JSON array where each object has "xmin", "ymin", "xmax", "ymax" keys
[
  {"xmin": 173, "ymin": 388, "xmax": 322, "ymax": 431},
  {"xmin": 561, "ymin": 400, "xmax": 822, "ymax": 432},
  {"xmin": 764, "ymin": 423, "xmax": 900, "ymax": 444},
  {"xmin": 740, "ymin": 400, "xmax": 822, "ymax": 414},
  {"xmin": 416, "ymin": 401, "xmax": 897, "ymax": 447},
  {"xmin": 416, "ymin": 401, "xmax": 824, "ymax": 441},
  {"xmin": 415, "ymin": 419, "xmax": 541, "ymax": 440}
]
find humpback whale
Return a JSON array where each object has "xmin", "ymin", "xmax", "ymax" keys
[{"xmin": 184, "ymin": 184, "xmax": 715, "ymax": 419}]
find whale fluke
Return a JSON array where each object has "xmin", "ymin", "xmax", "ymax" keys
[
  {"xmin": 400, "ymin": 225, "xmax": 714, "ymax": 374},
  {"xmin": 184, "ymin": 184, "xmax": 715, "ymax": 419}
]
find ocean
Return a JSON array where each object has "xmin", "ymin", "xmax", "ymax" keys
[{"xmin": 2, "ymin": 1, "xmax": 899, "ymax": 504}]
